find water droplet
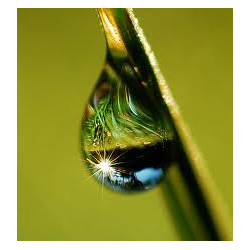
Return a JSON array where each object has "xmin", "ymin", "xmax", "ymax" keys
[
  {"xmin": 81, "ymin": 9, "xmax": 177, "ymax": 192},
  {"xmin": 81, "ymin": 61, "xmax": 176, "ymax": 192}
]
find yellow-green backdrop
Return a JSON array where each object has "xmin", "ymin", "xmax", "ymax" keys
[{"xmin": 17, "ymin": 8, "xmax": 233, "ymax": 240}]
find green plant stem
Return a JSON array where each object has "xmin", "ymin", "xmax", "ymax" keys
[{"xmin": 97, "ymin": 8, "xmax": 233, "ymax": 240}]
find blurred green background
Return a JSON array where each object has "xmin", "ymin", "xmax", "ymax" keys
[{"xmin": 17, "ymin": 8, "xmax": 233, "ymax": 240}]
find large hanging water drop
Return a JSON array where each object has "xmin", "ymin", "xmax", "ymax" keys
[{"xmin": 81, "ymin": 9, "xmax": 177, "ymax": 192}]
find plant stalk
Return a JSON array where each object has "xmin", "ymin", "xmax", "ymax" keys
[{"xmin": 97, "ymin": 8, "xmax": 233, "ymax": 241}]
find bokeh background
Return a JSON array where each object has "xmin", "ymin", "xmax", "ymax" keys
[{"xmin": 17, "ymin": 8, "xmax": 233, "ymax": 240}]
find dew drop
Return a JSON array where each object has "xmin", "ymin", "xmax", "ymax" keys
[
  {"xmin": 81, "ymin": 9, "xmax": 177, "ymax": 192},
  {"xmin": 81, "ymin": 62, "xmax": 176, "ymax": 192}
]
